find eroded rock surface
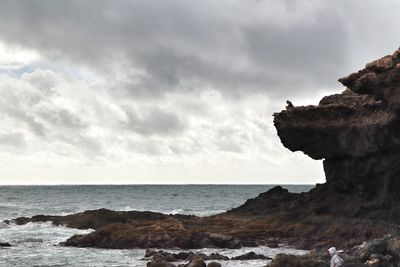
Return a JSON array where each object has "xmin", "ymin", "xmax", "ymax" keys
[{"xmin": 273, "ymin": 48, "xmax": 400, "ymax": 220}]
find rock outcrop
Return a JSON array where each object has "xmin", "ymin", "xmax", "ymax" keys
[
  {"xmin": 272, "ymin": 48, "xmax": 400, "ymax": 221},
  {"xmin": 269, "ymin": 234, "xmax": 400, "ymax": 267}
]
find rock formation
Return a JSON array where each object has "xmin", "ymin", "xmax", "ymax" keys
[{"xmin": 272, "ymin": 48, "xmax": 400, "ymax": 222}]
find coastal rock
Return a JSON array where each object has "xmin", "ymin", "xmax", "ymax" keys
[
  {"xmin": 7, "ymin": 209, "xmax": 183, "ymax": 229},
  {"xmin": 352, "ymin": 238, "xmax": 387, "ymax": 261},
  {"xmin": 185, "ymin": 254, "xmax": 206, "ymax": 267},
  {"xmin": 272, "ymin": 47, "xmax": 400, "ymax": 221},
  {"xmin": 144, "ymin": 250, "xmax": 229, "ymax": 262},
  {"xmin": 268, "ymin": 253, "xmax": 328, "ymax": 267},
  {"xmin": 206, "ymin": 262, "xmax": 221, "ymax": 267},
  {"xmin": 231, "ymin": 251, "xmax": 270, "ymax": 260},
  {"xmin": 207, "ymin": 253, "xmax": 229, "ymax": 261},
  {"xmin": 147, "ymin": 260, "xmax": 176, "ymax": 267},
  {"xmin": 63, "ymin": 219, "xmax": 244, "ymax": 249},
  {"xmin": 208, "ymin": 233, "xmax": 241, "ymax": 249}
]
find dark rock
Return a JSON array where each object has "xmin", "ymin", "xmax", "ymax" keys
[
  {"xmin": 266, "ymin": 239, "xmax": 279, "ymax": 248},
  {"xmin": 0, "ymin": 242, "xmax": 11, "ymax": 247},
  {"xmin": 271, "ymin": 47, "xmax": 400, "ymax": 222},
  {"xmin": 269, "ymin": 254, "xmax": 328, "ymax": 267},
  {"xmin": 145, "ymin": 249, "xmax": 158, "ymax": 258},
  {"xmin": 208, "ymin": 233, "xmax": 241, "ymax": 249},
  {"xmin": 185, "ymin": 254, "xmax": 206, "ymax": 267},
  {"xmin": 144, "ymin": 250, "xmax": 228, "ymax": 264},
  {"xmin": 353, "ymin": 238, "xmax": 388, "ymax": 261},
  {"xmin": 207, "ymin": 253, "xmax": 229, "ymax": 261},
  {"xmin": 147, "ymin": 260, "xmax": 176, "ymax": 267},
  {"xmin": 206, "ymin": 262, "xmax": 221, "ymax": 267},
  {"xmin": 231, "ymin": 251, "xmax": 270, "ymax": 260},
  {"xmin": 387, "ymin": 236, "xmax": 400, "ymax": 257}
]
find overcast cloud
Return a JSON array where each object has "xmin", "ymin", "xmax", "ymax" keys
[{"xmin": 0, "ymin": 0, "xmax": 399, "ymax": 184}]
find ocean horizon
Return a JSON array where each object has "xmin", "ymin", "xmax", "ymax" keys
[{"xmin": 0, "ymin": 184, "xmax": 312, "ymax": 266}]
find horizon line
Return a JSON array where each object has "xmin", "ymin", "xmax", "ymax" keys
[{"xmin": 0, "ymin": 183, "xmax": 318, "ymax": 186}]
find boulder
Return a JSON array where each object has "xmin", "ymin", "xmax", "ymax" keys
[
  {"xmin": 206, "ymin": 262, "xmax": 221, "ymax": 267},
  {"xmin": 185, "ymin": 254, "xmax": 206, "ymax": 267}
]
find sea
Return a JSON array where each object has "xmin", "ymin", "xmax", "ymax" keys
[{"xmin": 0, "ymin": 184, "xmax": 313, "ymax": 267}]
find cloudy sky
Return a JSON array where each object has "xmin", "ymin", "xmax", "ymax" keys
[{"xmin": 0, "ymin": 0, "xmax": 399, "ymax": 185}]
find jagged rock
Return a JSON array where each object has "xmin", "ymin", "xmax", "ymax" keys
[
  {"xmin": 272, "ymin": 47, "xmax": 400, "ymax": 221},
  {"xmin": 352, "ymin": 238, "xmax": 387, "ymax": 261},
  {"xmin": 0, "ymin": 242, "xmax": 11, "ymax": 247}
]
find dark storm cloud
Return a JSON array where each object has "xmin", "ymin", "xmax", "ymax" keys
[{"xmin": 0, "ymin": 0, "xmax": 352, "ymax": 98}]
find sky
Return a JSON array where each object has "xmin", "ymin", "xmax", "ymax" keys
[{"xmin": 0, "ymin": 0, "xmax": 399, "ymax": 185}]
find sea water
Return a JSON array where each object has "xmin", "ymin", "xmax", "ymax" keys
[{"xmin": 0, "ymin": 185, "xmax": 312, "ymax": 266}]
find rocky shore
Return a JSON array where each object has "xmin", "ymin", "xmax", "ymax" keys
[{"xmin": 6, "ymin": 48, "xmax": 400, "ymax": 266}]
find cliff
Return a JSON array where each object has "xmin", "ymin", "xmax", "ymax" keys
[{"xmin": 267, "ymin": 48, "xmax": 400, "ymax": 222}]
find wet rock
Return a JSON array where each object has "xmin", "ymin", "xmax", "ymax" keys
[
  {"xmin": 5, "ymin": 217, "xmax": 30, "ymax": 225},
  {"xmin": 206, "ymin": 262, "xmax": 221, "ymax": 267},
  {"xmin": 231, "ymin": 251, "xmax": 270, "ymax": 260},
  {"xmin": 0, "ymin": 242, "xmax": 11, "ymax": 247},
  {"xmin": 207, "ymin": 253, "xmax": 229, "ymax": 261},
  {"xmin": 9, "ymin": 209, "xmax": 183, "ymax": 229}
]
